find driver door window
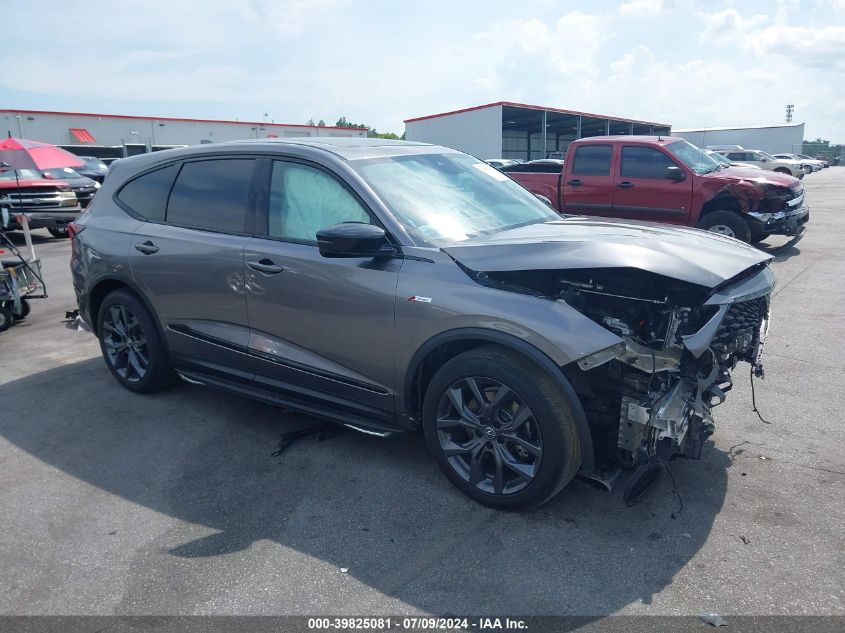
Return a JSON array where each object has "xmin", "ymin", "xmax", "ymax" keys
[{"xmin": 268, "ymin": 161, "xmax": 371, "ymax": 242}]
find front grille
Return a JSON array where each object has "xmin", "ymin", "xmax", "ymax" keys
[
  {"xmin": 0, "ymin": 190, "xmax": 71, "ymax": 209},
  {"xmin": 712, "ymin": 296, "xmax": 769, "ymax": 358}
]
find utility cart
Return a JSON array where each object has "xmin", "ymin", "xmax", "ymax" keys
[{"xmin": 1, "ymin": 213, "xmax": 48, "ymax": 331}]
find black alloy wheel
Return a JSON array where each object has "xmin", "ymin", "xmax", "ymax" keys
[
  {"xmin": 102, "ymin": 304, "xmax": 149, "ymax": 383},
  {"xmin": 97, "ymin": 289, "xmax": 177, "ymax": 393},
  {"xmin": 435, "ymin": 376, "xmax": 542, "ymax": 496},
  {"xmin": 423, "ymin": 346, "xmax": 580, "ymax": 509}
]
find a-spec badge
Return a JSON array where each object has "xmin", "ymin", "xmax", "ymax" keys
[{"xmin": 406, "ymin": 295, "xmax": 432, "ymax": 303}]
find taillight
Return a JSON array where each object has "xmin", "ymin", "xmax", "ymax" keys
[{"xmin": 67, "ymin": 222, "xmax": 85, "ymax": 239}]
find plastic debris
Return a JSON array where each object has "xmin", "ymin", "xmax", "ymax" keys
[
  {"xmin": 340, "ymin": 567, "xmax": 349, "ymax": 573},
  {"xmin": 699, "ymin": 613, "xmax": 728, "ymax": 627}
]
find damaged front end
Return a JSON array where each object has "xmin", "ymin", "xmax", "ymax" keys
[{"xmin": 562, "ymin": 264, "xmax": 774, "ymax": 478}]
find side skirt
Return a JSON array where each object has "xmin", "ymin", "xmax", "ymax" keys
[{"xmin": 173, "ymin": 366, "xmax": 400, "ymax": 436}]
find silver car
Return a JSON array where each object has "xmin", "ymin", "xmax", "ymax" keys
[{"xmin": 70, "ymin": 138, "xmax": 775, "ymax": 509}]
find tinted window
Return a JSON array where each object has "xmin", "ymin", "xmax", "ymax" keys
[
  {"xmin": 620, "ymin": 147, "xmax": 677, "ymax": 179},
  {"xmin": 571, "ymin": 145, "xmax": 611, "ymax": 176},
  {"xmin": 167, "ymin": 159, "xmax": 254, "ymax": 234},
  {"xmin": 268, "ymin": 161, "xmax": 371, "ymax": 242},
  {"xmin": 726, "ymin": 152, "xmax": 746, "ymax": 161},
  {"xmin": 116, "ymin": 164, "xmax": 177, "ymax": 222}
]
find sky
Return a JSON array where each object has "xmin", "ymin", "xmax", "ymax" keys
[{"xmin": 2, "ymin": 0, "xmax": 844, "ymax": 141}]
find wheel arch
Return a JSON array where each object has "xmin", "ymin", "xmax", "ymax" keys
[
  {"xmin": 403, "ymin": 328, "xmax": 596, "ymax": 473},
  {"xmin": 87, "ymin": 275, "xmax": 166, "ymax": 347},
  {"xmin": 700, "ymin": 193, "xmax": 742, "ymax": 218}
]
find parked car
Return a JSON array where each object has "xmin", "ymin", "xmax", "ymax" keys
[
  {"xmin": 73, "ymin": 156, "xmax": 110, "ymax": 183},
  {"xmin": 507, "ymin": 136, "xmax": 808, "ymax": 244},
  {"xmin": 41, "ymin": 167, "xmax": 100, "ymax": 208},
  {"xmin": 71, "ymin": 138, "xmax": 776, "ymax": 509},
  {"xmin": 720, "ymin": 149, "xmax": 804, "ymax": 178},
  {"xmin": 500, "ymin": 159, "xmax": 566, "ymax": 174},
  {"xmin": 706, "ymin": 149, "xmax": 762, "ymax": 170},
  {"xmin": 773, "ymin": 153, "xmax": 821, "ymax": 174},
  {"xmin": 0, "ymin": 168, "xmax": 81, "ymax": 238},
  {"xmin": 811, "ymin": 155, "xmax": 830, "ymax": 168},
  {"xmin": 484, "ymin": 159, "xmax": 519, "ymax": 169},
  {"xmin": 705, "ymin": 144, "xmax": 743, "ymax": 152}
]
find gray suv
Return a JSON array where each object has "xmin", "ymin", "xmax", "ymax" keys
[{"xmin": 71, "ymin": 138, "xmax": 775, "ymax": 509}]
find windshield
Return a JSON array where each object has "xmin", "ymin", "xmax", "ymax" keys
[
  {"xmin": 42, "ymin": 167, "xmax": 84, "ymax": 180},
  {"xmin": 666, "ymin": 140, "xmax": 720, "ymax": 174},
  {"xmin": 0, "ymin": 168, "xmax": 43, "ymax": 181},
  {"xmin": 708, "ymin": 151, "xmax": 731, "ymax": 166},
  {"xmin": 351, "ymin": 152, "xmax": 559, "ymax": 246},
  {"xmin": 82, "ymin": 157, "xmax": 107, "ymax": 169},
  {"xmin": 760, "ymin": 151, "xmax": 777, "ymax": 161}
]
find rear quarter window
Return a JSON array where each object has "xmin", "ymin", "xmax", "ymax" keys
[
  {"xmin": 115, "ymin": 164, "xmax": 177, "ymax": 222},
  {"xmin": 571, "ymin": 145, "xmax": 612, "ymax": 176}
]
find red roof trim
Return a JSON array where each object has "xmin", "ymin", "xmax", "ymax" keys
[
  {"xmin": 70, "ymin": 128, "xmax": 96, "ymax": 143},
  {"xmin": 403, "ymin": 101, "xmax": 671, "ymax": 128},
  {"xmin": 0, "ymin": 109, "xmax": 364, "ymax": 131}
]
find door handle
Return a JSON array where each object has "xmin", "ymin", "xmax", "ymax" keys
[
  {"xmin": 617, "ymin": 181, "xmax": 634, "ymax": 189},
  {"xmin": 134, "ymin": 240, "xmax": 159, "ymax": 255},
  {"xmin": 247, "ymin": 259, "xmax": 285, "ymax": 275},
  {"xmin": 567, "ymin": 179, "xmax": 582, "ymax": 186}
]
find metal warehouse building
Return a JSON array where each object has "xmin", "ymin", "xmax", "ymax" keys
[
  {"xmin": 0, "ymin": 109, "xmax": 367, "ymax": 159},
  {"xmin": 674, "ymin": 123, "xmax": 805, "ymax": 155},
  {"xmin": 404, "ymin": 101, "xmax": 672, "ymax": 161}
]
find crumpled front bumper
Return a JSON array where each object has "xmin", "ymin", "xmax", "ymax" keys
[{"xmin": 747, "ymin": 203, "xmax": 809, "ymax": 237}]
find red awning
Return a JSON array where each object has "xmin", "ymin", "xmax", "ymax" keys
[{"xmin": 70, "ymin": 128, "xmax": 96, "ymax": 143}]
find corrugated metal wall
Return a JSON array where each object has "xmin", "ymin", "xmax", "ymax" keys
[
  {"xmin": 675, "ymin": 124, "xmax": 805, "ymax": 155},
  {"xmin": 404, "ymin": 106, "xmax": 502, "ymax": 158}
]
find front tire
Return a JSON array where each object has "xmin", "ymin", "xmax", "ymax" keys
[
  {"xmin": 48, "ymin": 226, "xmax": 69, "ymax": 238},
  {"xmin": 698, "ymin": 210, "xmax": 752, "ymax": 242},
  {"xmin": 97, "ymin": 289, "xmax": 177, "ymax": 393},
  {"xmin": 422, "ymin": 346, "xmax": 580, "ymax": 510},
  {"xmin": 11, "ymin": 298, "xmax": 30, "ymax": 320}
]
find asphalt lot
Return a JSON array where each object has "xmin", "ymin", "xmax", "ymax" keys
[{"xmin": 1, "ymin": 170, "xmax": 843, "ymax": 617}]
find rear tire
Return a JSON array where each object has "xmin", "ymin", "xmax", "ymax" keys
[
  {"xmin": 698, "ymin": 210, "xmax": 752, "ymax": 243},
  {"xmin": 97, "ymin": 289, "xmax": 177, "ymax": 393},
  {"xmin": 48, "ymin": 226, "xmax": 69, "ymax": 238},
  {"xmin": 422, "ymin": 345, "xmax": 580, "ymax": 510},
  {"xmin": 0, "ymin": 306, "xmax": 13, "ymax": 332}
]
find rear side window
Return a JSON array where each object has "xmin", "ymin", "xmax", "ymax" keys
[
  {"xmin": 116, "ymin": 164, "xmax": 177, "ymax": 222},
  {"xmin": 620, "ymin": 147, "xmax": 677, "ymax": 179},
  {"xmin": 571, "ymin": 145, "xmax": 611, "ymax": 176},
  {"xmin": 726, "ymin": 152, "xmax": 745, "ymax": 161},
  {"xmin": 166, "ymin": 159, "xmax": 255, "ymax": 234}
]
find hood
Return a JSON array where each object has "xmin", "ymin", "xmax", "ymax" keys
[
  {"xmin": 443, "ymin": 218, "xmax": 772, "ymax": 289},
  {"xmin": 0, "ymin": 178, "xmax": 71, "ymax": 189},
  {"xmin": 705, "ymin": 165, "xmax": 798, "ymax": 187}
]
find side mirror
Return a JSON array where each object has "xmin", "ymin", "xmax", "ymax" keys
[
  {"xmin": 0, "ymin": 161, "xmax": 10, "ymax": 174},
  {"xmin": 665, "ymin": 166, "xmax": 686, "ymax": 181},
  {"xmin": 535, "ymin": 193, "xmax": 553, "ymax": 206},
  {"xmin": 316, "ymin": 223, "xmax": 394, "ymax": 258}
]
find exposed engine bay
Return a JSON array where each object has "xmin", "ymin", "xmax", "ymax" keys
[{"xmin": 478, "ymin": 264, "xmax": 774, "ymax": 474}]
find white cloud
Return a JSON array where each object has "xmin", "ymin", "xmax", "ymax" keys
[
  {"xmin": 698, "ymin": 8, "xmax": 769, "ymax": 44},
  {"xmin": 618, "ymin": 0, "xmax": 664, "ymax": 17}
]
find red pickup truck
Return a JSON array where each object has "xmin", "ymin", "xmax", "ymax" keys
[{"xmin": 505, "ymin": 136, "xmax": 809, "ymax": 244}]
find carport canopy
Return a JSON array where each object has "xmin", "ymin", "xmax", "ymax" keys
[{"xmin": 500, "ymin": 103, "xmax": 670, "ymax": 160}]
